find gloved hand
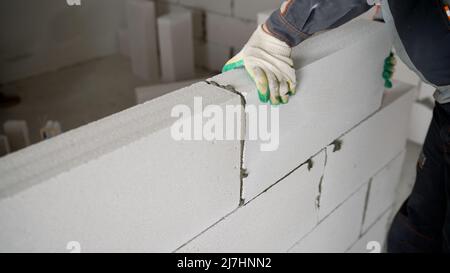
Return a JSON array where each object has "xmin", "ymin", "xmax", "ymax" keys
[
  {"xmin": 383, "ymin": 52, "xmax": 396, "ymax": 88},
  {"xmin": 222, "ymin": 24, "xmax": 296, "ymax": 105}
]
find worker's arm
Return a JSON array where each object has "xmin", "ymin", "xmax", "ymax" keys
[
  {"xmin": 266, "ymin": 0, "xmax": 372, "ymax": 47},
  {"xmin": 223, "ymin": 0, "xmax": 373, "ymax": 105}
]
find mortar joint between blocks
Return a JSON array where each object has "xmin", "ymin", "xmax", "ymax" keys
[
  {"xmin": 205, "ymin": 80, "xmax": 247, "ymax": 207},
  {"xmin": 331, "ymin": 139, "xmax": 343, "ymax": 153},
  {"xmin": 359, "ymin": 178, "xmax": 373, "ymax": 237},
  {"xmin": 315, "ymin": 148, "xmax": 328, "ymax": 213}
]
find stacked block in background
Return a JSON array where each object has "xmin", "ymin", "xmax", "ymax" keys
[
  {"xmin": 154, "ymin": 0, "xmax": 257, "ymax": 71},
  {"xmin": 0, "ymin": 135, "xmax": 10, "ymax": 157},
  {"xmin": 157, "ymin": 11, "xmax": 195, "ymax": 82},
  {"xmin": 205, "ymin": 13, "xmax": 256, "ymax": 51},
  {"xmin": 257, "ymin": 10, "xmax": 272, "ymax": 25},
  {"xmin": 195, "ymin": 41, "xmax": 231, "ymax": 72},
  {"xmin": 126, "ymin": 0, "xmax": 160, "ymax": 81},
  {"xmin": 40, "ymin": 121, "xmax": 62, "ymax": 140},
  {"xmin": 234, "ymin": 0, "xmax": 283, "ymax": 21},
  {"xmin": 117, "ymin": 28, "xmax": 130, "ymax": 57},
  {"xmin": 3, "ymin": 120, "xmax": 30, "ymax": 153}
]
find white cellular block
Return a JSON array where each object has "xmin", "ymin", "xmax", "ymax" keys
[
  {"xmin": 408, "ymin": 101, "xmax": 433, "ymax": 145},
  {"xmin": 0, "ymin": 83, "xmax": 241, "ymax": 252},
  {"xmin": 233, "ymin": 0, "xmax": 283, "ymax": 21},
  {"xmin": 357, "ymin": 7, "xmax": 375, "ymax": 21},
  {"xmin": 319, "ymin": 81, "xmax": 415, "ymax": 219},
  {"xmin": 117, "ymin": 28, "xmax": 130, "ymax": 57},
  {"xmin": 178, "ymin": 0, "xmax": 232, "ymax": 15},
  {"xmin": 0, "ymin": 135, "xmax": 10, "ymax": 157},
  {"xmin": 209, "ymin": 20, "xmax": 392, "ymax": 202},
  {"xmin": 126, "ymin": 0, "xmax": 160, "ymax": 81},
  {"xmin": 206, "ymin": 13, "xmax": 256, "ymax": 50},
  {"xmin": 393, "ymin": 56, "xmax": 420, "ymax": 87},
  {"xmin": 289, "ymin": 184, "xmax": 368, "ymax": 253},
  {"xmin": 155, "ymin": 1, "xmax": 204, "ymax": 39},
  {"xmin": 363, "ymin": 152, "xmax": 405, "ymax": 233},
  {"xmin": 40, "ymin": 121, "xmax": 62, "ymax": 140},
  {"xmin": 178, "ymin": 151, "xmax": 325, "ymax": 253},
  {"xmin": 135, "ymin": 79, "xmax": 204, "ymax": 104},
  {"xmin": 418, "ymin": 81, "xmax": 436, "ymax": 101},
  {"xmin": 347, "ymin": 208, "xmax": 392, "ymax": 253},
  {"xmin": 196, "ymin": 42, "xmax": 231, "ymax": 72},
  {"xmin": 257, "ymin": 10, "xmax": 273, "ymax": 25},
  {"xmin": 3, "ymin": 120, "xmax": 30, "ymax": 152},
  {"xmin": 158, "ymin": 12, "xmax": 195, "ymax": 82}
]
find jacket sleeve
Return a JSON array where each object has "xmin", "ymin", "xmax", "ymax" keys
[{"xmin": 266, "ymin": 0, "xmax": 372, "ymax": 47}]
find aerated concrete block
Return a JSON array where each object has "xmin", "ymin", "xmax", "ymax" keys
[
  {"xmin": 158, "ymin": 12, "xmax": 195, "ymax": 82},
  {"xmin": 126, "ymin": 0, "xmax": 160, "ymax": 81},
  {"xmin": 393, "ymin": 56, "xmax": 420, "ymax": 87},
  {"xmin": 233, "ymin": 0, "xmax": 283, "ymax": 21},
  {"xmin": 40, "ymin": 121, "xmax": 62, "ymax": 140},
  {"xmin": 209, "ymin": 20, "xmax": 392, "ymax": 203},
  {"xmin": 135, "ymin": 79, "xmax": 204, "ymax": 104},
  {"xmin": 347, "ymin": 208, "xmax": 393, "ymax": 253},
  {"xmin": 155, "ymin": 1, "xmax": 204, "ymax": 39},
  {"xmin": 318, "ymin": 81, "xmax": 415, "ymax": 219},
  {"xmin": 206, "ymin": 13, "xmax": 256, "ymax": 50},
  {"xmin": 0, "ymin": 135, "xmax": 10, "ymax": 157},
  {"xmin": 197, "ymin": 42, "xmax": 231, "ymax": 72},
  {"xmin": 289, "ymin": 184, "xmax": 368, "ymax": 253},
  {"xmin": 3, "ymin": 120, "xmax": 30, "ymax": 152},
  {"xmin": 257, "ymin": 10, "xmax": 273, "ymax": 25},
  {"xmin": 408, "ymin": 101, "xmax": 433, "ymax": 145},
  {"xmin": 0, "ymin": 82, "xmax": 241, "ymax": 252},
  {"xmin": 362, "ymin": 152, "xmax": 405, "ymax": 233},
  {"xmin": 178, "ymin": 150, "xmax": 325, "ymax": 253},
  {"xmin": 357, "ymin": 5, "xmax": 378, "ymax": 21},
  {"xmin": 117, "ymin": 28, "xmax": 130, "ymax": 57},
  {"xmin": 418, "ymin": 81, "xmax": 436, "ymax": 101},
  {"xmin": 179, "ymin": 0, "xmax": 232, "ymax": 15}
]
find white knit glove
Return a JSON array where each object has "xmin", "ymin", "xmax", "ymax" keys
[{"xmin": 222, "ymin": 25, "xmax": 296, "ymax": 105}]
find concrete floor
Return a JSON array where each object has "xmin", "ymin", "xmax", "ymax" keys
[{"xmin": 0, "ymin": 54, "xmax": 211, "ymax": 145}]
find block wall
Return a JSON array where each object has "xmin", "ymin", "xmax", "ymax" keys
[{"xmin": 0, "ymin": 20, "xmax": 414, "ymax": 253}]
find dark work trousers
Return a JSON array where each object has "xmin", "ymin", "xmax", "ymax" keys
[{"xmin": 388, "ymin": 102, "xmax": 450, "ymax": 253}]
